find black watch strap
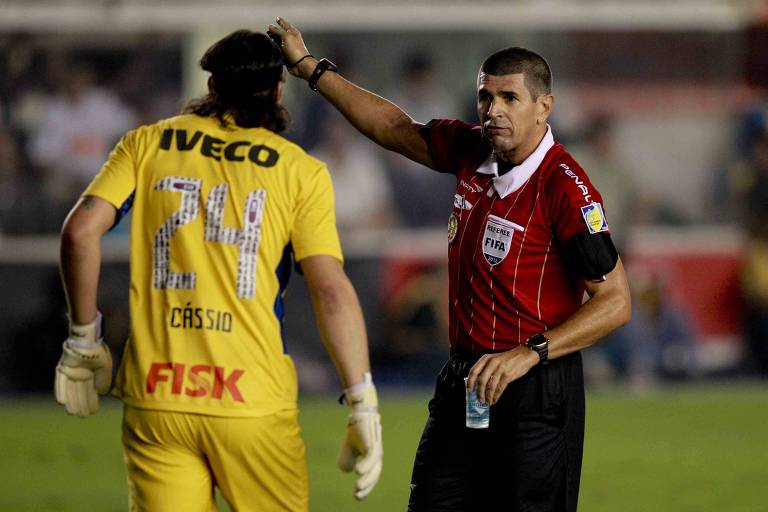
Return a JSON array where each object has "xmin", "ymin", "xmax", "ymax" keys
[
  {"xmin": 525, "ymin": 333, "xmax": 549, "ymax": 366},
  {"xmin": 308, "ymin": 58, "xmax": 338, "ymax": 91}
]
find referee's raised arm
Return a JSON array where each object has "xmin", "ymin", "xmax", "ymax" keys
[{"xmin": 267, "ymin": 17, "xmax": 434, "ymax": 169}]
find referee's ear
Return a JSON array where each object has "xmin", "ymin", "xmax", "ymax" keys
[{"xmin": 536, "ymin": 93, "xmax": 554, "ymax": 125}]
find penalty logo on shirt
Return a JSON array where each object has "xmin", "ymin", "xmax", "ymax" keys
[
  {"xmin": 580, "ymin": 202, "xmax": 609, "ymax": 234},
  {"xmin": 483, "ymin": 215, "xmax": 524, "ymax": 265}
]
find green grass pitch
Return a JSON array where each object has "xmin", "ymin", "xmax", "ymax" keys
[{"xmin": 0, "ymin": 385, "xmax": 766, "ymax": 511}]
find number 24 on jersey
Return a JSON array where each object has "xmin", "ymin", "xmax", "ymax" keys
[{"xmin": 153, "ymin": 176, "xmax": 266, "ymax": 299}]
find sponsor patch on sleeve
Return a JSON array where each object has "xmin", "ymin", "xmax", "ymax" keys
[{"xmin": 580, "ymin": 202, "xmax": 609, "ymax": 234}]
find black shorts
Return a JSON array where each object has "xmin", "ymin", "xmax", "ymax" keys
[{"xmin": 408, "ymin": 349, "xmax": 585, "ymax": 512}]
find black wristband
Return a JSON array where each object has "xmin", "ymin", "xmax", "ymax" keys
[
  {"xmin": 525, "ymin": 333, "xmax": 549, "ymax": 366},
  {"xmin": 288, "ymin": 53, "xmax": 313, "ymax": 70},
  {"xmin": 308, "ymin": 58, "xmax": 338, "ymax": 91}
]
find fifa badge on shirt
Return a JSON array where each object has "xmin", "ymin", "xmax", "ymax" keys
[
  {"xmin": 482, "ymin": 215, "xmax": 524, "ymax": 265},
  {"xmin": 580, "ymin": 202, "xmax": 609, "ymax": 234},
  {"xmin": 448, "ymin": 213, "xmax": 459, "ymax": 243}
]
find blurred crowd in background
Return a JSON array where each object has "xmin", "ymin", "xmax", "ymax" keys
[{"xmin": 1, "ymin": 19, "xmax": 767, "ymax": 395}]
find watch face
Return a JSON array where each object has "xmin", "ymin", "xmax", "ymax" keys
[
  {"xmin": 526, "ymin": 333, "xmax": 548, "ymax": 364},
  {"xmin": 527, "ymin": 334, "xmax": 546, "ymax": 348}
]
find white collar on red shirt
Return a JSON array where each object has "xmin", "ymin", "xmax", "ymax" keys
[{"xmin": 475, "ymin": 124, "xmax": 554, "ymax": 199}]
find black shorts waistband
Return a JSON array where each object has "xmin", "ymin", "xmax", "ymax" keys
[
  {"xmin": 448, "ymin": 345, "xmax": 582, "ymax": 376},
  {"xmin": 449, "ymin": 346, "xmax": 517, "ymax": 363}
]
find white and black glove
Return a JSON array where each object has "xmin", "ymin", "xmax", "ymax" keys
[
  {"xmin": 337, "ymin": 372, "xmax": 382, "ymax": 500},
  {"xmin": 55, "ymin": 312, "xmax": 113, "ymax": 417}
]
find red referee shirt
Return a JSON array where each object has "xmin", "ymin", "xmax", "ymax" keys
[{"xmin": 423, "ymin": 119, "xmax": 611, "ymax": 353}]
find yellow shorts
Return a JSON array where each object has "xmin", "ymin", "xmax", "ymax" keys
[{"xmin": 122, "ymin": 405, "xmax": 308, "ymax": 512}]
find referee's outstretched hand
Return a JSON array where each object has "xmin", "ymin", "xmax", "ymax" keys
[
  {"xmin": 467, "ymin": 346, "xmax": 540, "ymax": 404},
  {"xmin": 266, "ymin": 17, "xmax": 314, "ymax": 78}
]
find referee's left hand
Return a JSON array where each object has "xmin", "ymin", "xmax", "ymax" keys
[
  {"xmin": 467, "ymin": 346, "xmax": 540, "ymax": 405},
  {"xmin": 267, "ymin": 17, "xmax": 314, "ymax": 78}
]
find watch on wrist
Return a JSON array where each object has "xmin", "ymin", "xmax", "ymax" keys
[
  {"xmin": 525, "ymin": 333, "xmax": 549, "ymax": 365},
  {"xmin": 308, "ymin": 58, "xmax": 338, "ymax": 91}
]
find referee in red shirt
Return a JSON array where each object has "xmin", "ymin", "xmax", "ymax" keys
[{"xmin": 270, "ymin": 18, "xmax": 631, "ymax": 511}]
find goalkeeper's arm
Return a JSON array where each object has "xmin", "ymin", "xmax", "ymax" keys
[
  {"xmin": 57, "ymin": 195, "xmax": 117, "ymax": 416},
  {"xmin": 301, "ymin": 255, "xmax": 382, "ymax": 500},
  {"xmin": 60, "ymin": 195, "xmax": 115, "ymax": 324}
]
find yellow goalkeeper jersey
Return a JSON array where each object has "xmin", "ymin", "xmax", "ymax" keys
[{"xmin": 85, "ymin": 114, "xmax": 342, "ymax": 417}]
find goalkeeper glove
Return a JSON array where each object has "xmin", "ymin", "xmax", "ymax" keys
[
  {"xmin": 55, "ymin": 312, "xmax": 113, "ymax": 417},
  {"xmin": 337, "ymin": 372, "xmax": 382, "ymax": 500}
]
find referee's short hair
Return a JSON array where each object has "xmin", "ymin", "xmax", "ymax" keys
[{"xmin": 480, "ymin": 47, "xmax": 552, "ymax": 101}]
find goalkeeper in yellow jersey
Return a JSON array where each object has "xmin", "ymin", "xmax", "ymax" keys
[{"xmin": 55, "ymin": 30, "xmax": 382, "ymax": 511}]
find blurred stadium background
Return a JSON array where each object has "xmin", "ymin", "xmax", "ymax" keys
[{"xmin": 0, "ymin": 0, "xmax": 767, "ymax": 510}]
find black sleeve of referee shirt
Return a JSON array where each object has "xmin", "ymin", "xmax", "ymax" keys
[{"xmin": 562, "ymin": 231, "xmax": 619, "ymax": 281}]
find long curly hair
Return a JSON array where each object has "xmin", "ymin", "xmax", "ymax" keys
[{"xmin": 183, "ymin": 30, "xmax": 290, "ymax": 132}]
